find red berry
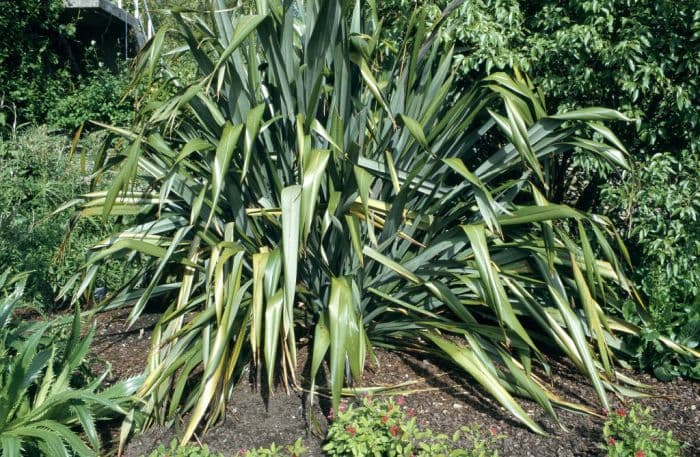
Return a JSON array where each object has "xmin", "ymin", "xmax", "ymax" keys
[
  {"xmin": 381, "ymin": 415, "xmax": 389, "ymax": 424},
  {"xmin": 634, "ymin": 451, "xmax": 645, "ymax": 457},
  {"xmin": 608, "ymin": 437, "xmax": 616, "ymax": 445},
  {"xmin": 616, "ymin": 408, "xmax": 627, "ymax": 417},
  {"xmin": 390, "ymin": 425, "xmax": 400, "ymax": 436},
  {"xmin": 346, "ymin": 425, "xmax": 357, "ymax": 436}
]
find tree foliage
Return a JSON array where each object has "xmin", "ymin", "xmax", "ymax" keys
[{"xmin": 382, "ymin": 0, "xmax": 699, "ymax": 157}]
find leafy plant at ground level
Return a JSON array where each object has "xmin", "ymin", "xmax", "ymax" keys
[
  {"xmin": 238, "ymin": 438, "xmax": 305, "ymax": 457},
  {"xmin": 601, "ymin": 404, "xmax": 682, "ymax": 457},
  {"xmin": 324, "ymin": 396, "xmax": 502, "ymax": 456},
  {"xmin": 144, "ymin": 439, "xmax": 224, "ymax": 457},
  {"xmin": 63, "ymin": 0, "xmax": 696, "ymax": 445},
  {"xmin": 0, "ymin": 270, "xmax": 142, "ymax": 457},
  {"xmin": 143, "ymin": 438, "xmax": 305, "ymax": 457},
  {"xmin": 0, "ymin": 127, "xmax": 138, "ymax": 307},
  {"xmin": 378, "ymin": 0, "xmax": 700, "ymax": 380}
]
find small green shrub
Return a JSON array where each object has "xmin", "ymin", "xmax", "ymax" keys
[
  {"xmin": 602, "ymin": 150, "xmax": 700, "ymax": 380},
  {"xmin": 237, "ymin": 438, "xmax": 306, "ymax": 456},
  {"xmin": 323, "ymin": 396, "xmax": 502, "ymax": 457},
  {"xmin": 601, "ymin": 404, "xmax": 682, "ymax": 457},
  {"xmin": 143, "ymin": 438, "xmax": 305, "ymax": 457},
  {"xmin": 0, "ymin": 127, "xmax": 84, "ymax": 303},
  {"xmin": 144, "ymin": 439, "xmax": 224, "ymax": 457}
]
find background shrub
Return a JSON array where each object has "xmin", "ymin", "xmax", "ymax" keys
[
  {"xmin": 603, "ymin": 151, "xmax": 700, "ymax": 379},
  {"xmin": 379, "ymin": 0, "xmax": 700, "ymax": 379},
  {"xmin": 0, "ymin": 0, "xmax": 75, "ymax": 127},
  {"xmin": 381, "ymin": 0, "xmax": 699, "ymax": 162},
  {"xmin": 47, "ymin": 57, "xmax": 135, "ymax": 132},
  {"xmin": 0, "ymin": 127, "xmax": 135, "ymax": 307},
  {"xmin": 0, "ymin": 1, "xmax": 137, "ymax": 134}
]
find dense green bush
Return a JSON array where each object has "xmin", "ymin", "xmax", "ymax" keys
[
  {"xmin": 381, "ymin": 0, "xmax": 699, "ymax": 159},
  {"xmin": 0, "ymin": 127, "xmax": 83, "ymax": 303},
  {"xmin": 0, "ymin": 270, "xmax": 142, "ymax": 456},
  {"xmin": 603, "ymin": 151, "xmax": 700, "ymax": 379},
  {"xmin": 607, "ymin": 151, "xmax": 699, "ymax": 315},
  {"xmin": 47, "ymin": 59, "xmax": 135, "ymax": 132},
  {"xmin": 0, "ymin": 127, "xmax": 134, "ymax": 306},
  {"xmin": 0, "ymin": 0, "xmax": 75, "ymax": 127},
  {"xmin": 379, "ymin": 0, "xmax": 700, "ymax": 379}
]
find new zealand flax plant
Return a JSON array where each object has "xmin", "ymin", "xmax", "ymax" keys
[{"xmin": 59, "ymin": 0, "xmax": 697, "ymax": 446}]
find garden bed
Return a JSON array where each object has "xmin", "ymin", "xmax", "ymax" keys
[{"xmin": 91, "ymin": 309, "xmax": 699, "ymax": 456}]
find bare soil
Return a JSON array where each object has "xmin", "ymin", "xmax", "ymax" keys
[{"xmin": 90, "ymin": 309, "xmax": 699, "ymax": 457}]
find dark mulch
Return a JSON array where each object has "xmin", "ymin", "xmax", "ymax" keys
[
  {"xmin": 90, "ymin": 310, "xmax": 699, "ymax": 457},
  {"xmin": 92, "ymin": 309, "xmax": 160, "ymax": 382}
]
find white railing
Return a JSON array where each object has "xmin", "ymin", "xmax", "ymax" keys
[{"xmin": 115, "ymin": 0, "xmax": 155, "ymax": 41}]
